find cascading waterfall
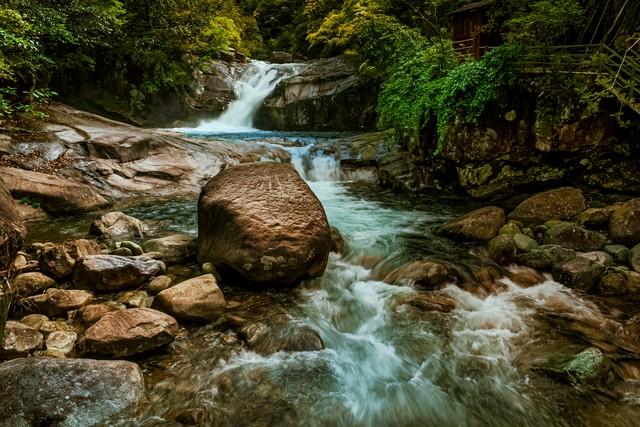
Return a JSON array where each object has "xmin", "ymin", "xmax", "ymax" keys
[{"xmin": 181, "ymin": 60, "xmax": 303, "ymax": 133}]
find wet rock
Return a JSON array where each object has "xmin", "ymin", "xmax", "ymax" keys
[
  {"xmin": 506, "ymin": 266, "xmax": 546, "ymax": 287},
  {"xmin": 142, "ymin": 234, "xmax": 197, "ymax": 265},
  {"xmin": 152, "ymin": 274, "xmax": 225, "ymax": 322},
  {"xmin": 111, "ymin": 247, "xmax": 133, "ymax": 256},
  {"xmin": 0, "ymin": 176, "xmax": 26, "ymax": 272},
  {"xmin": 0, "ymin": 321, "xmax": 43, "ymax": 359},
  {"xmin": 603, "ymin": 244, "xmax": 630, "ymax": 265},
  {"xmin": 574, "ymin": 208, "xmax": 610, "ymax": 229},
  {"xmin": 542, "ymin": 223, "xmax": 607, "ymax": 252},
  {"xmin": 147, "ymin": 275, "xmax": 174, "ymax": 295},
  {"xmin": 507, "ymin": 187, "xmax": 586, "ymax": 225},
  {"xmin": 118, "ymin": 290, "xmax": 153, "ymax": 308},
  {"xmin": 436, "ymin": 206, "xmax": 505, "ymax": 242},
  {"xmin": 498, "ymin": 221, "xmax": 521, "ymax": 237},
  {"xmin": 77, "ymin": 303, "xmax": 123, "ymax": 326},
  {"xmin": 21, "ymin": 288, "xmax": 93, "ymax": 317},
  {"xmin": 0, "ymin": 357, "xmax": 146, "ymax": 426},
  {"xmin": 383, "ymin": 260, "xmax": 452, "ymax": 288},
  {"xmin": 487, "ymin": 235, "xmax": 517, "ymax": 265},
  {"xmin": 79, "ymin": 308, "xmax": 179, "ymax": 357},
  {"xmin": 630, "ymin": 244, "xmax": 640, "ymax": 274},
  {"xmin": 552, "ymin": 257, "xmax": 605, "ymax": 291},
  {"xmin": 12, "ymin": 272, "xmax": 56, "ymax": 297},
  {"xmin": 90, "ymin": 211, "xmax": 148, "ymax": 240},
  {"xmin": 19, "ymin": 314, "xmax": 49, "ymax": 331},
  {"xmin": 198, "ymin": 163, "xmax": 332, "ymax": 285},
  {"xmin": 45, "ymin": 330, "xmax": 77, "ymax": 356},
  {"xmin": 240, "ymin": 322, "xmax": 324, "ymax": 355},
  {"xmin": 577, "ymin": 251, "xmax": 613, "ymax": 267},
  {"xmin": 608, "ymin": 199, "xmax": 640, "ymax": 246},
  {"xmin": 0, "ymin": 167, "xmax": 110, "ymax": 215},
  {"xmin": 395, "ymin": 292, "xmax": 456, "ymax": 313},
  {"xmin": 513, "ymin": 233, "xmax": 539, "ymax": 252},
  {"xmin": 39, "ymin": 239, "xmax": 101, "ymax": 279},
  {"xmin": 516, "ymin": 244, "xmax": 576, "ymax": 270},
  {"xmin": 330, "ymin": 226, "xmax": 346, "ymax": 254},
  {"xmin": 563, "ymin": 348, "xmax": 609, "ymax": 385},
  {"xmin": 73, "ymin": 255, "xmax": 164, "ymax": 292},
  {"xmin": 599, "ymin": 270, "xmax": 628, "ymax": 295},
  {"xmin": 120, "ymin": 241, "xmax": 144, "ymax": 256}
]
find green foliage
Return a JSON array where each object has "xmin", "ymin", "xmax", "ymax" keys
[
  {"xmin": 505, "ymin": 0, "xmax": 585, "ymax": 45},
  {"xmin": 378, "ymin": 45, "xmax": 522, "ymax": 153},
  {"xmin": 19, "ymin": 196, "xmax": 41, "ymax": 209}
]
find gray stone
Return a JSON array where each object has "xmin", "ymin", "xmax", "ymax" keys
[
  {"xmin": 73, "ymin": 255, "xmax": 164, "ymax": 292},
  {"xmin": 513, "ymin": 233, "xmax": 539, "ymax": 252}
]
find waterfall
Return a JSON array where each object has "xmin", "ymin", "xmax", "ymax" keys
[{"xmin": 184, "ymin": 61, "xmax": 302, "ymax": 133}]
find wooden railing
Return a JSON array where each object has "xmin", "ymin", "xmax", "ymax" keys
[{"xmin": 520, "ymin": 43, "xmax": 640, "ymax": 114}]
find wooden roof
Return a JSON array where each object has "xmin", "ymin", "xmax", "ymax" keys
[{"xmin": 448, "ymin": 1, "xmax": 492, "ymax": 15}]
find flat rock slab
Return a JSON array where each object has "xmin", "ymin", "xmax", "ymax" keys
[
  {"xmin": 152, "ymin": 274, "xmax": 225, "ymax": 322},
  {"xmin": 0, "ymin": 166, "xmax": 110, "ymax": 215},
  {"xmin": 0, "ymin": 321, "xmax": 43, "ymax": 359},
  {"xmin": 79, "ymin": 308, "xmax": 179, "ymax": 357},
  {"xmin": 0, "ymin": 357, "xmax": 146, "ymax": 427},
  {"xmin": 73, "ymin": 255, "xmax": 164, "ymax": 292}
]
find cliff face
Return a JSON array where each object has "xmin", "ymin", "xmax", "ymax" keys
[{"xmin": 255, "ymin": 57, "xmax": 378, "ymax": 131}]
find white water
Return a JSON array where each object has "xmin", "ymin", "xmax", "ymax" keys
[{"xmin": 176, "ymin": 61, "xmax": 303, "ymax": 133}]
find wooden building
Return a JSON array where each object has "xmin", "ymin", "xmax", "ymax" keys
[{"xmin": 449, "ymin": 1, "xmax": 499, "ymax": 59}]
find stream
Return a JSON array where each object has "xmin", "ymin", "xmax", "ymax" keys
[{"xmin": 28, "ymin": 61, "xmax": 640, "ymax": 426}]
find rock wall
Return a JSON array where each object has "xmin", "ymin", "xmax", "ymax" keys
[{"xmin": 255, "ymin": 57, "xmax": 377, "ymax": 131}]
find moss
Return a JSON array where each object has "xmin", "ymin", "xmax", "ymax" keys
[{"xmin": 563, "ymin": 348, "xmax": 607, "ymax": 385}]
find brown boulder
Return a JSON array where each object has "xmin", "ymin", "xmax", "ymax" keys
[
  {"xmin": 383, "ymin": 260, "xmax": 452, "ymax": 288},
  {"xmin": 73, "ymin": 255, "xmax": 165, "ymax": 292},
  {"xmin": 77, "ymin": 303, "xmax": 123, "ymax": 326},
  {"xmin": 152, "ymin": 274, "xmax": 225, "ymax": 322},
  {"xmin": 79, "ymin": 308, "xmax": 179, "ymax": 357},
  {"xmin": 609, "ymin": 199, "xmax": 640, "ymax": 246},
  {"xmin": 0, "ymin": 176, "xmax": 26, "ymax": 271},
  {"xmin": 21, "ymin": 288, "xmax": 93, "ymax": 317},
  {"xmin": 39, "ymin": 239, "xmax": 101, "ymax": 279},
  {"xmin": 507, "ymin": 187, "xmax": 586, "ymax": 225},
  {"xmin": 142, "ymin": 234, "xmax": 196, "ymax": 265},
  {"xmin": 12, "ymin": 272, "xmax": 57, "ymax": 297},
  {"xmin": 0, "ymin": 167, "xmax": 110, "ymax": 215},
  {"xmin": 542, "ymin": 223, "xmax": 607, "ymax": 252},
  {"xmin": 436, "ymin": 206, "xmax": 505, "ymax": 242},
  {"xmin": 197, "ymin": 163, "xmax": 332, "ymax": 285},
  {"xmin": 0, "ymin": 321, "xmax": 43, "ymax": 359},
  {"xmin": 90, "ymin": 211, "xmax": 148, "ymax": 240}
]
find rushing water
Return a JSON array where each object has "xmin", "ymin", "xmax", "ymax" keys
[{"xmin": 27, "ymin": 62, "xmax": 640, "ymax": 426}]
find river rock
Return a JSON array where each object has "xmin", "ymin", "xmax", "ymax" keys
[
  {"xmin": 39, "ymin": 239, "xmax": 101, "ymax": 279},
  {"xmin": 90, "ymin": 211, "xmax": 148, "ymax": 240},
  {"xmin": 0, "ymin": 176, "xmax": 27, "ymax": 271},
  {"xmin": 120, "ymin": 240, "xmax": 144, "ymax": 256},
  {"xmin": 19, "ymin": 314, "xmax": 49, "ymax": 331},
  {"xmin": 197, "ymin": 163, "xmax": 332, "ymax": 285},
  {"xmin": 513, "ymin": 233, "xmax": 539, "ymax": 252},
  {"xmin": 0, "ymin": 321, "xmax": 43, "ymax": 359},
  {"xmin": 542, "ymin": 223, "xmax": 607, "ymax": 252},
  {"xmin": 239, "ymin": 322, "xmax": 324, "ymax": 355},
  {"xmin": 147, "ymin": 275, "xmax": 174, "ymax": 295},
  {"xmin": 603, "ymin": 244, "xmax": 630, "ymax": 265},
  {"xmin": 111, "ymin": 247, "xmax": 132, "ymax": 256},
  {"xmin": 577, "ymin": 251, "xmax": 613, "ymax": 267},
  {"xmin": 507, "ymin": 187, "xmax": 586, "ymax": 225},
  {"xmin": 117, "ymin": 290, "xmax": 153, "ymax": 308},
  {"xmin": 487, "ymin": 235, "xmax": 517, "ymax": 265},
  {"xmin": 12, "ymin": 272, "xmax": 57, "ymax": 297},
  {"xmin": 630, "ymin": 244, "xmax": 640, "ymax": 274},
  {"xmin": 394, "ymin": 292, "xmax": 457, "ymax": 313},
  {"xmin": 436, "ymin": 206, "xmax": 505, "ymax": 242},
  {"xmin": 573, "ymin": 208, "xmax": 610, "ymax": 229},
  {"xmin": 21, "ymin": 288, "xmax": 93, "ymax": 317},
  {"xmin": 0, "ymin": 357, "xmax": 146, "ymax": 426},
  {"xmin": 552, "ymin": 257, "xmax": 605, "ymax": 291},
  {"xmin": 498, "ymin": 221, "xmax": 521, "ymax": 237},
  {"xmin": 142, "ymin": 234, "xmax": 196, "ymax": 265},
  {"xmin": 599, "ymin": 270, "xmax": 628, "ymax": 295},
  {"xmin": 73, "ymin": 255, "xmax": 164, "ymax": 292},
  {"xmin": 383, "ymin": 260, "xmax": 452, "ymax": 288},
  {"xmin": 152, "ymin": 274, "xmax": 225, "ymax": 322},
  {"xmin": 79, "ymin": 308, "xmax": 179, "ymax": 357},
  {"xmin": 77, "ymin": 303, "xmax": 124, "ymax": 326},
  {"xmin": 330, "ymin": 226, "xmax": 346, "ymax": 254},
  {"xmin": 0, "ymin": 166, "xmax": 110, "ymax": 215},
  {"xmin": 608, "ymin": 199, "xmax": 640, "ymax": 246},
  {"xmin": 563, "ymin": 348, "xmax": 609, "ymax": 385},
  {"xmin": 45, "ymin": 330, "xmax": 77, "ymax": 355}
]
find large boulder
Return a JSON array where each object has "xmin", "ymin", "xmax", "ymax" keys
[
  {"xmin": 0, "ymin": 167, "xmax": 110, "ymax": 215},
  {"xmin": 0, "ymin": 357, "xmax": 146, "ymax": 426},
  {"xmin": 435, "ymin": 206, "xmax": 505, "ymax": 242},
  {"xmin": 197, "ymin": 163, "xmax": 332, "ymax": 285},
  {"xmin": 11, "ymin": 272, "xmax": 56, "ymax": 297},
  {"xmin": 79, "ymin": 308, "xmax": 179, "ymax": 357},
  {"xmin": 507, "ymin": 187, "xmax": 586, "ymax": 225},
  {"xmin": 73, "ymin": 255, "xmax": 164, "ymax": 292},
  {"xmin": 552, "ymin": 257, "xmax": 605, "ymax": 291},
  {"xmin": 90, "ymin": 211, "xmax": 148, "ymax": 241},
  {"xmin": 152, "ymin": 274, "xmax": 225, "ymax": 322},
  {"xmin": 142, "ymin": 234, "xmax": 197, "ymax": 265},
  {"xmin": 542, "ymin": 223, "xmax": 607, "ymax": 252},
  {"xmin": 609, "ymin": 199, "xmax": 640, "ymax": 246},
  {"xmin": 0, "ymin": 176, "xmax": 26, "ymax": 271},
  {"xmin": 21, "ymin": 288, "xmax": 93, "ymax": 317},
  {"xmin": 39, "ymin": 239, "xmax": 101, "ymax": 279}
]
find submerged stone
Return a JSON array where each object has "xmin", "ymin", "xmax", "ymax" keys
[{"xmin": 563, "ymin": 348, "xmax": 609, "ymax": 385}]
